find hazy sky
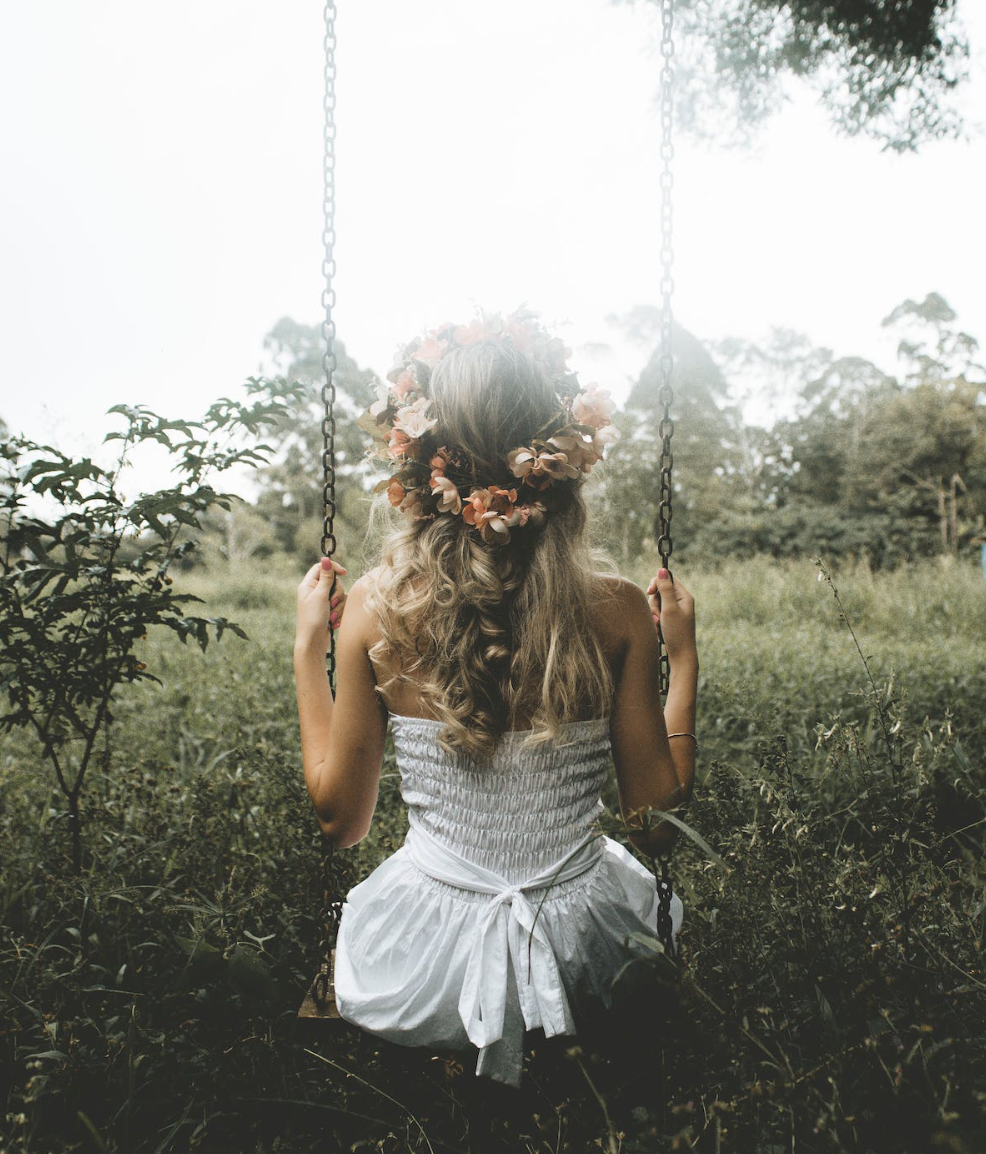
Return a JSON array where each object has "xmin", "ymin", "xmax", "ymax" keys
[{"xmin": 1, "ymin": 0, "xmax": 984, "ymax": 457}]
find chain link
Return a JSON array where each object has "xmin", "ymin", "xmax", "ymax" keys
[
  {"xmin": 654, "ymin": 0, "xmax": 678, "ymax": 970},
  {"xmin": 656, "ymin": 0, "xmax": 675, "ymax": 702},
  {"xmin": 655, "ymin": 852, "xmax": 676, "ymax": 963},
  {"xmin": 312, "ymin": 0, "xmax": 340, "ymax": 1007}
]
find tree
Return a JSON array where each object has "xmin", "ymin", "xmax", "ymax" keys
[
  {"xmin": 620, "ymin": 0, "xmax": 971, "ymax": 151},
  {"xmin": 843, "ymin": 375, "xmax": 986, "ymax": 555},
  {"xmin": 592, "ymin": 312, "xmax": 748, "ymax": 561},
  {"xmin": 253, "ymin": 318, "xmax": 378, "ymax": 557},
  {"xmin": 881, "ymin": 291, "xmax": 985, "ymax": 384},
  {"xmin": 0, "ymin": 381, "xmax": 300, "ymax": 872},
  {"xmin": 623, "ymin": 292, "xmax": 985, "ymax": 567}
]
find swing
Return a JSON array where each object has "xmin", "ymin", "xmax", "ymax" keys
[{"xmin": 298, "ymin": 0, "xmax": 680, "ymax": 1024}]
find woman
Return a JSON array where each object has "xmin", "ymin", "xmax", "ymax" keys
[{"xmin": 294, "ymin": 310, "xmax": 698, "ymax": 1087}]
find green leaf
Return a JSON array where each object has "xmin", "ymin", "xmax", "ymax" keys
[{"xmin": 642, "ymin": 808, "xmax": 731, "ymax": 872}]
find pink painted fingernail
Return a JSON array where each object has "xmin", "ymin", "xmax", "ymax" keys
[{"xmin": 321, "ymin": 558, "xmax": 332, "ymax": 571}]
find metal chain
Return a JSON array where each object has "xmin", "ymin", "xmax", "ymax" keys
[
  {"xmin": 654, "ymin": 0, "xmax": 678, "ymax": 969},
  {"xmin": 321, "ymin": 0, "xmax": 339, "ymax": 613},
  {"xmin": 312, "ymin": 0, "xmax": 340, "ymax": 1008},
  {"xmin": 655, "ymin": 852, "xmax": 675, "ymax": 962},
  {"xmin": 656, "ymin": 0, "xmax": 675, "ymax": 703}
]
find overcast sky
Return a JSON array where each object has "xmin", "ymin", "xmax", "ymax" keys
[{"xmin": 1, "ymin": 0, "xmax": 984, "ymax": 460}]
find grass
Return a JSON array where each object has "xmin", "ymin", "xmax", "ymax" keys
[{"xmin": 1, "ymin": 553, "xmax": 985, "ymax": 1153}]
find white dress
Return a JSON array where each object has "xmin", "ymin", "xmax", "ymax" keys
[{"xmin": 334, "ymin": 712, "xmax": 684, "ymax": 1087}]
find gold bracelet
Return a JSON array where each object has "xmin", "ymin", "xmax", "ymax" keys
[{"xmin": 667, "ymin": 732, "xmax": 698, "ymax": 749}]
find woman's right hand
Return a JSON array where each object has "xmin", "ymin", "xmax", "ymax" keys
[{"xmin": 645, "ymin": 568, "xmax": 696, "ymax": 665}]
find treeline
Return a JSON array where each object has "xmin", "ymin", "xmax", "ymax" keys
[{"xmin": 201, "ymin": 294, "xmax": 986, "ymax": 571}]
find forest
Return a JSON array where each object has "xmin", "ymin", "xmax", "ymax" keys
[{"xmin": 229, "ymin": 291, "xmax": 986, "ymax": 573}]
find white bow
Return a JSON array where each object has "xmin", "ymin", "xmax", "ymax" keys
[{"xmin": 404, "ymin": 820, "xmax": 602, "ymax": 1056}]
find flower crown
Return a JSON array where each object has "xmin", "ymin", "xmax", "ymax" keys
[{"xmin": 358, "ymin": 308, "xmax": 620, "ymax": 545}]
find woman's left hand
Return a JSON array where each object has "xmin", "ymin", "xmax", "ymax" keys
[{"xmin": 296, "ymin": 557, "xmax": 348, "ymax": 654}]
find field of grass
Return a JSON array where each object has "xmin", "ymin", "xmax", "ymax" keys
[{"xmin": 2, "ymin": 554, "xmax": 985, "ymax": 1153}]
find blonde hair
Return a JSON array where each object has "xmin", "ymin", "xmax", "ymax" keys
[{"xmin": 364, "ymin": 339, "xmax": 618, "ymax": 763}]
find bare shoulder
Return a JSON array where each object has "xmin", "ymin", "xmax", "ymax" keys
[
  {"xmin": 592, "ymin": 572, "xmax": 648, "ymax": 655},
  {"xmin": 592, "ymin": 572, "xmax": 646, "ymax": 612},
  {"xmin": 344, "ymin": 568, "xmax": 384, "ymax": 644},
  {"xmin": 347, "ymin": 566, "xmax": 384, "ymax": 602}
]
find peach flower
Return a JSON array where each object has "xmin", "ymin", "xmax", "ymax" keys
[
  {"xmin": 592, "ymin": 424, "xmax": 621, "ymax": 452},
  {"xmin": 393, "ymin": 369, "xmax": 418, "ymax": 398},
  {"xmin": 387, "ymin": 428, "xmax": 419, "ymax": 460},
  {"xmin": 393, "ymin": 396, "xmax": 438, "ymax": 440},
  {"xmin": 505, "ymin": 315, "xmax": 536, "ymax": 356},
  {"xmin": 572, "ymin": 385, "xmax": 614, "ymax": 429},
  {"xmin": 531, "ymin": 450, "xmax": 580, "ymax": 484},
  {"xmin": 387, "ymin": 479, "xmax": 407, "ymax": 507},
  {"xmin": 516, "ymin": 501, "xmax": 547, "ymax": 527},
  {"xmin": 461, "ymin": 485, "xmax": 522, "ymax": 544},
  {"xmin": 388, "ymin": 481, "xmax": 429, "ymax": 518},
  {"xmin": 452, "ymin": 319, "xmax": 489, "ymax": 346},
  {"xmin": 430, "ymin": 475, "xmax": 462, "ymax": 514},
  {"xmin": 411, "ymin": 337, "xmax": 448, "ymax": 368},
  {"xmin": 506, "ymin": 447, "xmax": 538, "ymax": 479},
  {"xmin": 429, "ymin": 447, "xmax": 452, "ymax": 476},
  {"xmin": 547, "ymin": 433, "xmax": 598, "ymax": 473}
]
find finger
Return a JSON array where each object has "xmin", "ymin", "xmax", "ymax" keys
[
  {"xmin": 319, "ymin": 557, "xmax": 347, "ymax": 594},
  {"xmin": 652, "ymin": 567, "xmax": 676, "ymax": 611},
  {"xmin": 301, "ymin": 561, "xmax": 322, "ymax": 591}
]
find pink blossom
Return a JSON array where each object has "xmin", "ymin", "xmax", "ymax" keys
[
  {"xmin": 572, "ymin": 385, "xmax": 614, "ymax": 429},
  {"xmin": 387, "ymin": 428, "xmax": 419, "ymax": 460},
  {"xmin": 393, "ymin": 369, "xmax": 418, "ymax": 398},
  {"xmin": 411, "ymin": 337, "xmax": 448, "ymax": 368},
  {"xmin": 393, "ymin": 396, "xmax": 438, "ymax": 440},
  {"xmin": 452, "ymin": 320, "xmax": 488, "ymax": 346},
  {"xmin": 517, "ymin": 501, "xmax": 547, "ymax": 527}
]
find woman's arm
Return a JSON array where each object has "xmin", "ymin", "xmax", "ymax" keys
[
  {"xmin": 647, "ymin": 567, "xmax": 697, "ymax": 816},
  {"xmin": 609, "ymin": 576, "xmax": 698, "ymax": 858},
  {"xmin": 294, "ymin": 563, "xmax": 388, "ymax": 847}
]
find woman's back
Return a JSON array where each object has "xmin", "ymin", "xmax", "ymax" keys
[{"xmin": 390, "ymin": 711, "xmax": 612, "ymax": 884}]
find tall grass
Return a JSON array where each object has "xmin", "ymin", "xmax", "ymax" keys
[{"xmin": 1, "ymin": 555, "xmax": 984, "ymax": 1152}]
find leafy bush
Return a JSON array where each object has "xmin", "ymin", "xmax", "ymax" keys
[{"xmin": 0, "ymin": 382, "xmax": 303, "ymax": 872}]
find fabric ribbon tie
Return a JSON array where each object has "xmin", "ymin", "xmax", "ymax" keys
[{"xmin": 404, "ymin": 819, "xmax": 602, "ymax": 1054}]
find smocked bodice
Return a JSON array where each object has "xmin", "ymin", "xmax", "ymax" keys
[{"xmin": 389, "ymin": 713, "xmax": 612, "ymax": 886}]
